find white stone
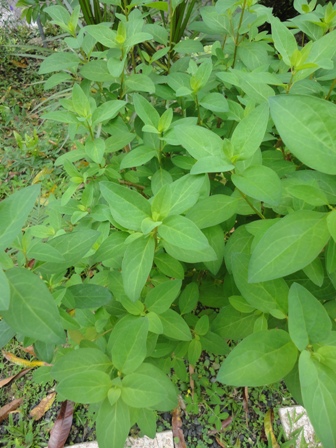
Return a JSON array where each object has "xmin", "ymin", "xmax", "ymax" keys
[
  {"xmin": 64, "ymin": 431, "xmax": 174, "ymax": 448},
  {"xmin": 279, "ymin": 406, "xmax": 321, "ymax": 447}
]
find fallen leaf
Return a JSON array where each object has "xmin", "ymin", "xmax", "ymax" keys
[
  {"xmin": 0, "ymin": 398, "xmax": 23, "ymax": 423},
  {"xmin": 221, "ymin": 415, "xmax": 233, "ymax": 430},
  {"xmin": 188, "ymin": 364, "xmax": 195, "ymax": 399},
  {"xmin": 30, "ymin": 392, "xmax": 56, "ymax": 421},
  {"xmin": 2, "ymin": 350, "xmax": 50, "ymax": 368},
  {"xmin": 215, "ymin": 437, "xmax": 226, "ymax": 447},
  {"xmin": 11, "ymin": 59, "xmax": 28, "ymax": 68},
  {"xmin": 172, "ymin": 406, "xmax": 187, "ymax": 448},
  {"xmin": 243, "ymin": 386, "xmax": 249, "ymax": 424},
  {"xmin": 48, "ymin": 400, "xmax": 74, "ymax": 448},
  {"xmin": 0, "ymin": 368, "xmax": 31, "ymax": 388},
  {"xmin": 264, "ymin": 409, "xmax": 280, "ymax": 448},
  {"xmin": 20, "ymin": 346, "xmax": 36, "ymax": 356}
]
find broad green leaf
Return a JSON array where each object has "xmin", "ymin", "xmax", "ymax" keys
[
  {"xmin": 92, "ymin": 100, "xmax": 126, "ymax": 125},
  {"xmin": 122, "ymin": 236, "xmax": 155, "ymax": 302},
  {"xmin": 110, "ymin": 316, "xmax": 149, "ymax": 374},
  {"xmin": 217, "ymin": 330, "xmax": 298, "ymax": 386},
  {"xmin": 179, "ymin": 283, "xmax": 199, "ymax": 315},
  {"xmin": 177, "ymin": 125, "xmax": 223, "ymax": 159},
  {"xmin": 85, "ymin": 24, "xmax": 117, "ymax": 47},
  {"xmin": 2, "ymin": 269, "xmax": 65, "ymax": 344},
  {"xmin": 232, "ymin": 165, "xmax": 282, "ymax": 205},
  {"xmin": 52, "ymin": 348, "xmax": 111, "ymax": 381},
  {"xmin": 26, "ymin": 242, "xmax": 65, "ymax": 263},
  {"xmin": 159, "ymin": 309, "xmax": 192, "ymax": 341},
  {"xmin": 121, "ymin": 363, "xmax": 177, "ymax": 409},
  {"xmin": 190, "ymin": 156, "xmax": 234, "ymax": 174},
  {"xmin": 229, "ymin": 295, "xmax": 255, "ymax": 314},
  {"xmin": 326, "ymin": 238, "xmax": 336, "ymax": 274},
  {"xmin": 136, "ymin": 408, "xmax": 157, "ymax": 439},
  {"xmin": 145, "ymin": 280, "xmax": 182, "ymax": 314},
  {"xmin": 195, "ymin": 315, "xmax": 209, "ymax": 336},
  {"xmin": 200, "ymin": 331, "xmax": 229, "ymax": 356},
  {"xmin": 190, "ymin": 60, "xmax": 212, "ymax": 92},
  {"xmin": 162, "ymin": 240, "xmax": 216, "ymax": 264},
  {"xmin": 108, "ymin": 387, "xmax": 121, "ymax": 407},
  {"xmin": 67, "ymin": 284, "xmax": 112, "ymax": 309},
  {"xmin": 154, "ymin": 252, "xmax": 184, "ymax": 279},
  {"xmin": 269, "ymin": 95, "xmax": 336, "ymax": 175},
  {"xmin": 231, "ymin": 103, "xmax": 269, "ymax": 160},
  {"xmin": 249, "ymin": 211, "xmax": 330, "ymax": 282},
  {"xmin": 288, "ymin": 283, "xmax": 332, "ymax": 351},
  {"xmin": 188, "ymin": 339, "xmax": 202, "ymax": 365},
  {"xmin": 97, "ymin": 399, "xmax": 130, "ymax": 448},
  {"xmin": 203, "ymin": 225, "xmax": 225, "ymax": 276},
  {"xmin": 72, "ymin": 83, "xmax": 91, "ymax": 117},
  {"xmin": 92, "ymin": 231, "xmax": 128, "ymax": 268},
  {"xmin": 186, "ymin": 195, "xmax": 237, "ymax": 229},
  {"xmin": 146, "ymin": 312, "xmax": 163, "ymax": 334},
  {"xmin": 133, "ymin": 94, "xmax": 160, "ymax": 128},
  {"xmin": 232, "ymin": 252, "xmax": 288, "ymax": 315},
  {"xmin": 151, "ymin": 169, "xmax": 173, "ymax": 195},
  {"xmin": 271, "ymin": 17, "xmax": 297, "ymax": 66},
  {"xmin": 0, "ymin": 267, "xmax": 10, "ymax": 310},
  {"xmin": 302, "ymin": 257, "xmax": 324, "ymax": 287},
  {"xmin": 100, "ymin": 181, "xmax": 151, "ymax": 231},
  {"xmin": 0, "ymin": 184, "xmax": 40, "ymax": 251},
  {"xmin": 212, "ymin": 305, "xmax": 260, "ymax": 340},
  {"xmin": 85, "ymin": 138, "xmax": 105, "ymax": 165},
  {"xmin": 125, "ymin": 74, "xmax": 155, "ymax": 94},
  {"xmin": 199, "ymin": 92, "xmax": 229, "ymax": 113},
  {"xmin": 80, "ymin": 60, "xmax": 113, "ymax": 82},
  {"xmin": 159, "ymin": 215, "xmax": 213, "ymax": 253},
  {"xmin": 120, "ymin": 146, "xmax": 156, "ymax": 169},
  {"xmin": 57, "ymin": 371, "xmax": 112, "ymax": 403},
  {"xmin": 39, "ymin": 53, "xmax": 81, "ymax": 74},
  {"xmin": 287, "ymin": 184, "xmax": 329, "ymax": 206},
  {"xmin": 327, "ymin": 209, "xmax": 336, "ymax": 242},
  {"xmin": 299, "ymin": 350, "xmax": 336, "ymax": 448},
  {"xmin": 0, "ymin": 320, "xmax": 16, "ymax": 349}
]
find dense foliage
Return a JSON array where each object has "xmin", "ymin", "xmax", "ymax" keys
[{"xmin": 1, "ymin": 0, "xmax": 336, "ymax": 446}]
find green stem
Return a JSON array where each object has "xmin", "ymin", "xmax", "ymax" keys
[
  {"xmin": 232, "ymin": 0, "xmax": 247, "ymax": 68},
  {"xmin": 325, "ymin": 78, "xmax": 336, "ymax": 100},
  {"xmin": 237, "ymin": 188, "xmax": 265, "ymax": 219}
]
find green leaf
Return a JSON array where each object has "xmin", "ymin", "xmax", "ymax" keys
[
  {"xmin": 299, "ymin": 350, "xmax": 336, "ymax": 448},
  {"xmin": 2, "ymin": 269, "xmax": 65, "ymax": 344},
  {"xmin": 133, "ymin": 94, "xmax": 160, "ymax": 128},
  {"xmin": 72, "ymin": 83, "xmax": 91, "ymax": 117},
  {"xmin": 120, "ymin": 146, "xmax": 156, "ymax": 169},
  {"xmin": 212, "ymin": 305, "xmax": 262, "ymax": 340},
  {"xmin": 288, "ymin": 283, "xmax": 332, "ymax": 351},
  {"xmin": 177, "ymin": 125, "xmax": 223, "ymax": 159},
  {"xmin": 92, "ymin": 231, "xmax": 128, "ymax": 268},
  {"xmin": 154, "ymin": 252, "xmax": 184, "ymax": 279},
  {"xmin": 145, "ymin": 280, "xmax": 182, "ymax": 314},
  {"xmin": 217, "ymin": 330, "xmax": 298, "ymax": 386},
  {"xmin": 271, "ymin": 17, "xmax": 297, "ymax": 66},
  {"xmin": 203, "ymin": 225, "xmax": 225, "ymax": 275},
  {"xmin": 249, "ymin": 211, "xmax": 330, "ymax": 283},
  {"xmin": 0, "ymin": 268, "xmax": 10, "ymax": 310},
  {"xmin": 125, "ymin": 75, "xmax": 155, "ymax": 94},
  {"xmin": 100, "ymin": 181, "xmax": 151, "ymax": 231},
  {"xmin": 92, "ymin": 100, "xmax": 126, "ymax": 125},
  {"xmin": 186, "ymin": 195, "xmax": 237, "ymax": 229},
  {"xmin": 195, "ymin": 315, "xmax": 209, "ymax": 336},
  {"xmin": 121, "ymin": 363, "xmax": 177, "ymax": 410},
  {"xmin": 200, "ymin": 331, "xmax": 229, "ymax": 356},
  {"xmin": 85, "ymin": 138, "xmax": 105, "ymax": 164},
  {"xmin": 52, "ymin": 348, "xmax": 111, "ymax": 381},
  {"xmin": 26, "ymin": 242, "xmax": 65, "ymax": 263},
  {"xmin": 57, "ymin": 371, "xmax": 112, "ymax": 403},
  {"xmin": 68, "ymin": 284, "xmax": 112, "ymax": 309},
  {"xmin": 110, "ymin": 316, "xmax": 149, "ymax": 374},
  {"xmin": 190, "ymin": 156, "xmax": 234, "ymax": 174},
  {"xmin": 85, "ymin": 24, "xmax": 117, "ymax": 47},
  {"xmin": 122, "ymin": 236, "xmax": 155, "ymax": 302},
  {"xmin": 327, "ymin": 209, "xmax": 336, "ymax": 242},
  {"xmin": 0, "ymin": 320, "xmax": 16, "ymax": 349},
  {"xmin": 179, "ymin": 283, "xmax": 199, "ymax": 315},
  {"xmin": 39, "ymin": 53, "xmax": 81, "ymax": 74},
  {"xmin": 146, "ymin": 312, "xmax": 163, "ymax": 334},
  {"xmin": 159, "ymin": 215, "xmax": 214, "ymax": 254},
  {"xmin": 231, "ymin": 103, "xmax": 269, "ymax": 161},
  {"xmin": 0, "ymin": 184, "xmax": 40, "ymax": 251},
  {"xmin": 302, "ymin": 257, "xmax": 324, "ymax": 287},
  {"xmin": 232, "ymin": 252, "xmax": 288, "ymax": 315},
  {"xmin": 188, "ymin": 339, "xmax": 202, "ymax": 365},
  {"xmin": 199, "ymin": 92, "xmax": 229, "ymax": 113},
  {"xmin": 136, "ymin": 409, "xmax": 157, "ymax": 439},
  {"xmin": 190, "ymin": 60, "xmax": 212, "ymax": 92},
  {"xmin": 159, "ymin": 309, "xmax": 192, "ymax": 341},
  {"xmin": 232, "ymin": 165, "xmax": 282, "ymax": 205},
  {"xmin": 97, "ymin": 399, "xmax": 130, "ymax": 448},
  {"xmin": 80, "ymin": 60, "xmax": 113, "ymax": 82},
  {"xmin": 269, "ymin": 95, "xmax": 336, "ymax": 175}
]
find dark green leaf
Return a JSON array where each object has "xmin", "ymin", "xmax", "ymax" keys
[
  {"xmin": 68, "ymin": 284, "xmax": 112, "ymax": 309},
  {"xmin": 145, "ymin": 280, "xmax": 182, "ymax": 314},
  {"xmin": 57, "ymin": 371, "xmax": 112, "ymax": 403},
  {"xmin": 186, "ymin": 195, "xmax": 237, "ymax": 229}
]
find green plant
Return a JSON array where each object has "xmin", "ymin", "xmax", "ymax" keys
[{"xmin": 2, "ymin": 0, "xmax": 336, "ymax": 447}]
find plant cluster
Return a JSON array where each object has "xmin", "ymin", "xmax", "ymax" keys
[{"xmin": 1, "ymin": 0, "xmax": 336, "ymax": 447}]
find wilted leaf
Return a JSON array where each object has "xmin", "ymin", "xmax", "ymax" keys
[
  {"xmin": 0, "ymin": 398, "xmax": 23, "ymax": 423},
  {"xmin": 264, "ymin": 409, "xmax": 280, "ymax": 448},
  {"xmin": 2, "ymin": 351, "xmax": 50, "ymax": 368},
  {"xmin": 48, "ymin": 400, "xmax": 74, "ymax": 448},
  {"xmin": 172, "ymin": 406, "xmax": 187, "ymax": 448},
  {"xmin": 0, "ymin": 368, "xmax": 31, "ymax": 388},
  {"xmin": 30, "ymin": 392, "xmax": 56, "ymax": 421}
]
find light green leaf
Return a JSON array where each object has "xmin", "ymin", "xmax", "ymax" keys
[
  {"xmin": 188, "ymin": 339, "xmax": 202, "ymax": 365},
  {"xmin": 85, "ymin": 24, "xmax": 117, "ymax": 47},
  {"xmin": 179, "ymin": 283, "xmax": 199, "ymax": 315},
  {"xmin": 39, "ymin": 53, "xmax": 81, "ymax": 74},
  {"xmin": 2, "ymin": 269, "xmax": 65, "ymax": 344},
  {"xmin": 146, "ymin": 312, "xmax": 163, "ymax": 334},
  {"xmin": 202, "ymin": 225, "xmax": 225, "ymax": 276},
  {"xmin": 190, "ymin": 156, "xmax": 234, "ymax": 174},
  {"xmin": 186, "ymin": 195, "xmax": 237, "ymax": 229},
  {"xmin": 288, "ymin": 283, "xmax": 332, "ymax": 351},
  {"xmin": 0, "ymin": 267, "xmax": 10, "ymax": 310},
  {"xmin": 57, "ymin": 371, "xmax": 111, "ymax": 403},
  {"xmin": 154, "ymin": 252, "xmax": 184, "ymax": 279},
  {"xmin": 145, "ymin": 280, "xmax": 182, "ymax": 314},
  {"xmin": 110, "ymin": 316, "xmax": 149, "ymax": 374},
  {"xmin": 72, "ymin": 83, "xmax": 91, "ymax": 117},
  {"xmin": 177, "ymin": 125, "xmax": 223, "ymax": 159},
  {"xmin": 217, "ymin": 330, "xmax": 298, "ymax": 386},
  {"xmin": 271, "ymin": 17, "xmax": 297, "ymax": 66},
  {"xmin": 299, "ymin": 350, "xmax": 336, "ymax": 448},
  {"xmin": 0, "ymin": 184, "xmax": 40, "ymax": 251},
  {"xmin": 269, "ymin": 95, "xmax": 336, "ymax": 175},
  {"xmin": 121, "ymin": 363, "xmax": 177, "ymax": 409},
  {"xmin": 100, "ymin": 181, "xmax": 151, "ymax": 231},
  {"xmin": 85, "ymin": 138, "xmax": 105, "ymax": 164},
  {"xmin": 212, "ymin": 305, "xmax": 258, "ymax": 340},
  {"xmin": 92, "ymin": 100, "xmax": 126, "ymax": 125},
  {"xmin": 159, "ymin": 309, "xmax": 192, "ymax": 341},
  {"xmin": 199, "ymin": 92, "xmax": 229, "ymax": 113},
  {"xmin": 133, "ymin": 94, "xmax": 160, "ymax": 128},
  {"xmin": 120, "ymin": 146, "xmax": 156, "ymax": 169},
  {"xmin": 232, "ymin": 165, "xmax": 282, "ymax": 205},
  {"xmin": 0, "ymin": 320, "xmax": 15, "ymax": 349},
  {"xmin": 97, "ymin": 399, "xmax": 130, "ymax": 448},
  {"xmin": 125, "ymin": 74, "xmax": 155, "ymax": 94},
  {"xmin": 122, "ymin": 236, "xmax": 155, "ymax": 302},
  {"xmin": 136, "ymin": 408, "xmax": 157, "ymax": 439},
  {"xmin": 249, "ymin": 211, "xmax": 330, "ymax": 282}
]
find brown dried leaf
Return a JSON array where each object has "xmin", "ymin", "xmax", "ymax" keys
[
  {"xmin": 30, "ymin": 392, "xmax": 56, "ymax": 421},
  {"xmin": 172, "ymin": 406, "xmax": 187, "ymax": 448},
  {"xmin": 20, "ymin": 345, "xmax": 36, "ymax": 356},
  {"xmin": 48, "ymin": 400, "xmax": 74, "ymax": 448},
  {"xmin": 264, "ymin": 409, "xmax": 280, "ymax": 448},
  {"xmin": 215, "ymin": 437, "xmax": 226, "ymax": 447},
  {"xmin": 243, "ymin": 386, "xmax": 249, "ymax": 424},
  {"xmin": 0, "ymin": 398, "xmax": 23, "ymax": 423},
  {"xmin": 2, "ymin": 350, "xmax": 50, "ymax": 367},
  {"xmin": 0, "ymin": 368, "xmax": 31, "ymax": 388},
  {"xmin": 221, "ymin": 415, "xmax": 233, "ymax": 430}
]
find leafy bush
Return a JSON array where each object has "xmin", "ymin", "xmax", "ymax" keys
[{"xmin": 2, "ymin": 0, "xmax": 336, "ymax": 447}]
